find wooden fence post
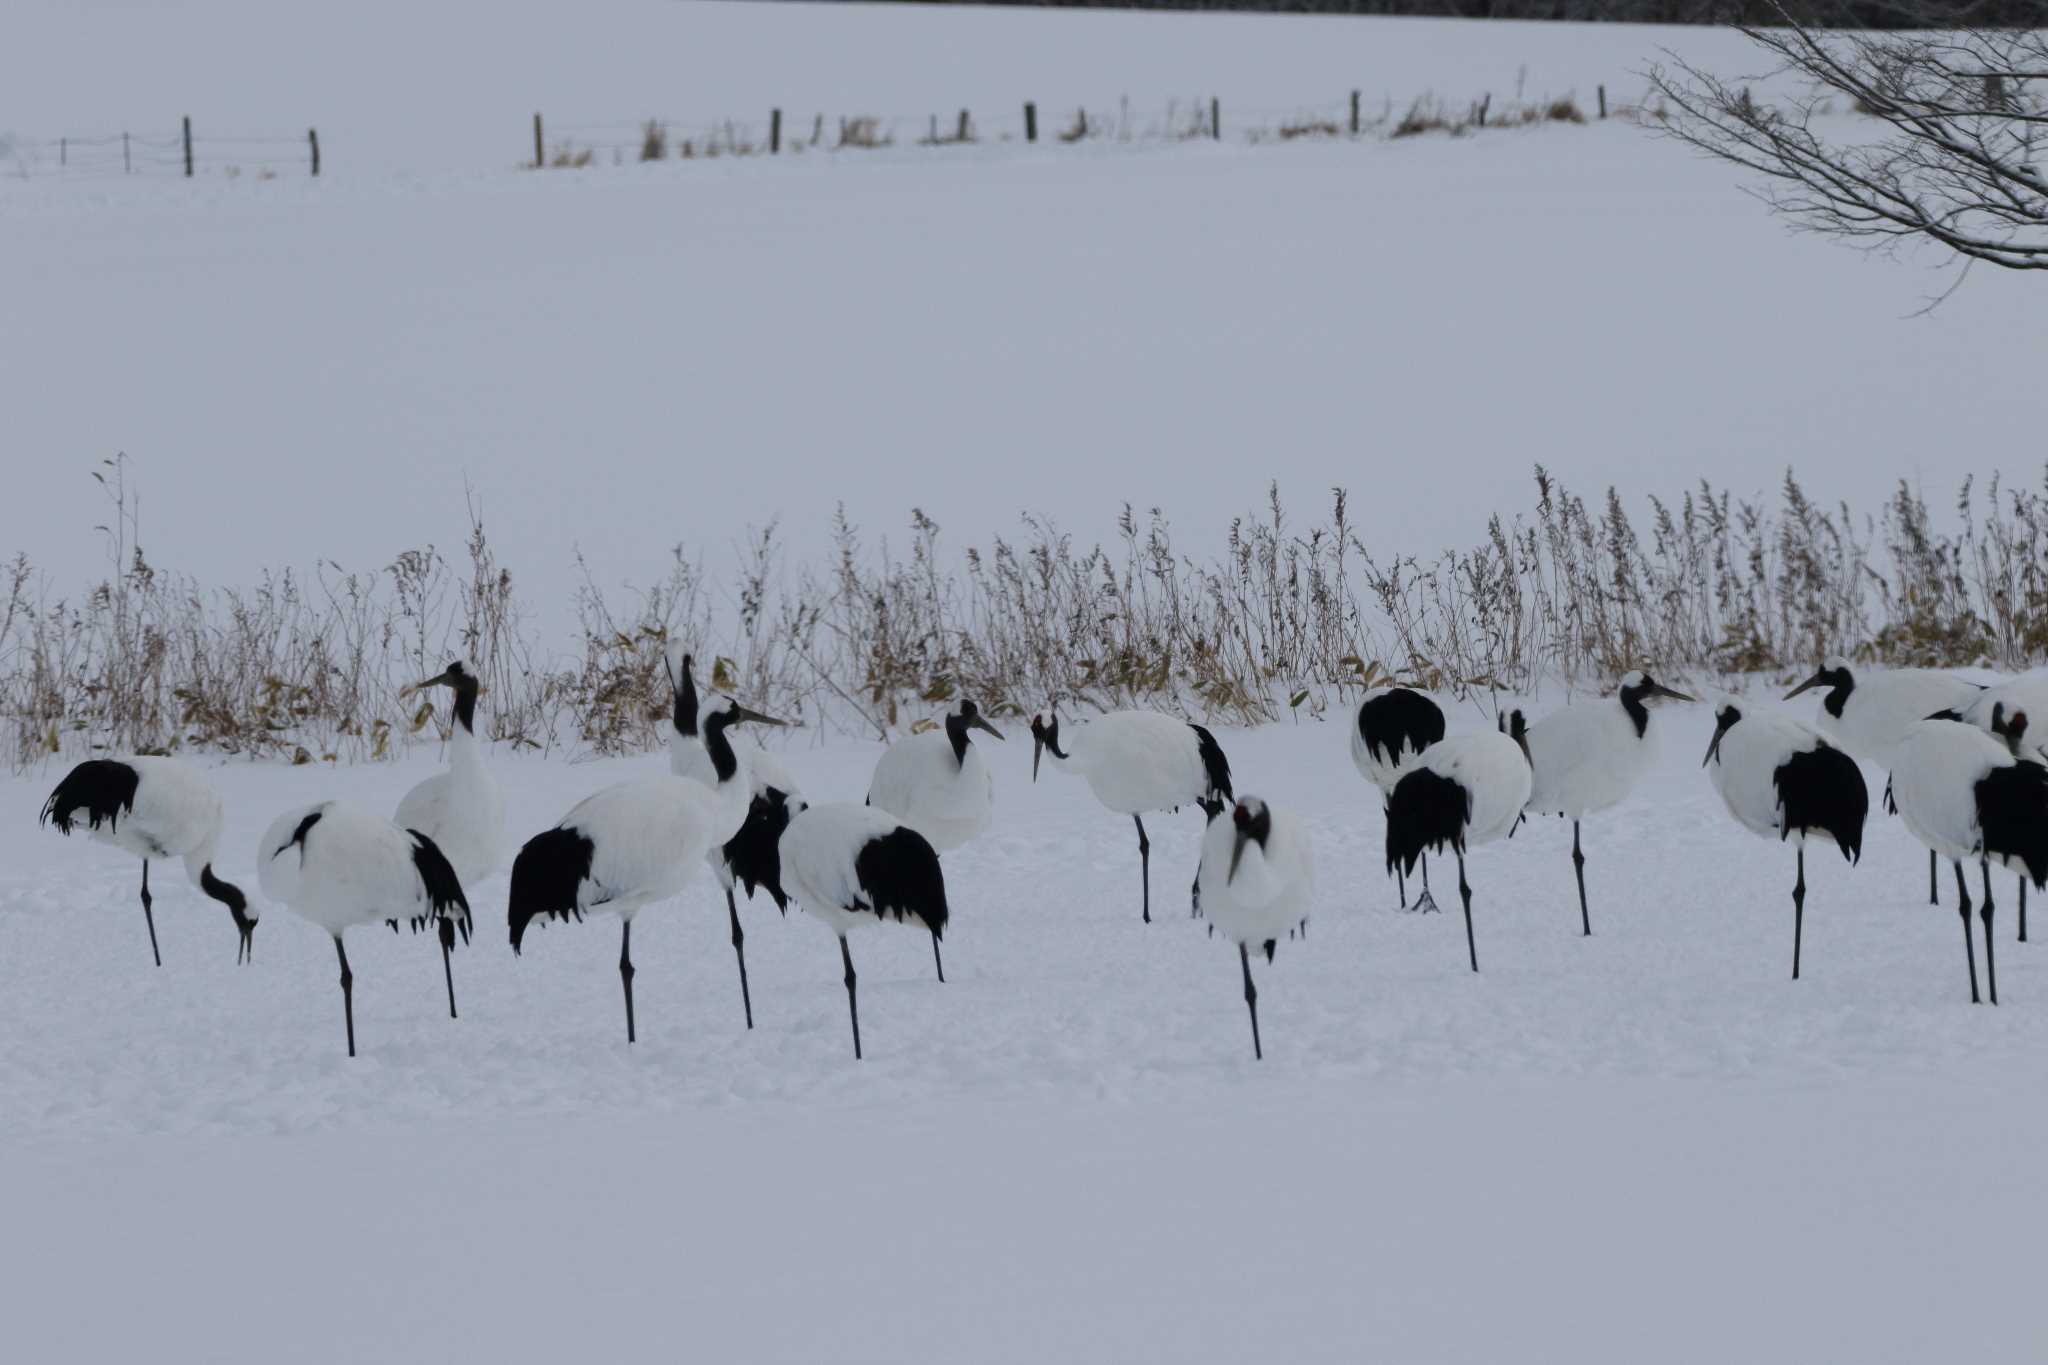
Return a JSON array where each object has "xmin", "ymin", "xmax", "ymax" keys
[
  {"xmin": 1477, "ymin": 94, "xmax": 1491, "ymax": 128},
  {"xmin": 123, "ymin": 132, "xmax": 130, "ymax": 174},
  {"xmin": 182, "ymin": 116, "xmax": 193, "ymax": 176},
  {"xmin": 1350, "ymin": 90, "xmax": 1360, "ymax": 136},
  {"xmin": 1211, "ymin": 96, "xmax": 1221, "ymax": 140},
  {"xmin": 533, "ymin": 112, "xmax": 544, "ymax": 168},
  {"xmin": 60, "ymin": 137, "xmax": 67, "ymax": 167},
  {"xmin": 308, "ymin": 127, "xmax": 320, "ymax": 176},
  {"xmin": 1025, "ymin": 102, "xmax": 1037, "ymax": 142},
  {"xmin": 957, "ymin": 109, "xmax": 969, "ymax": 142},
  {"xmin": 1598, "ymin": 85, "xmax": 1607, "ymax": 120},
  {"xmin": 770, "ymin": 108, "xmax": 782, "ymax": 154},
  {"xmin": 927, "ymin": 113, "xmax": 938, "ymax": 144}
]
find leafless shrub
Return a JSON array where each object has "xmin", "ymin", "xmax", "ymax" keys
[
  {"xmin": 639, "ymin": 120, "xmax": 667, "ymax": 162},
  {"xmin": 1544, "ymin": 96, "xmax": 1585, "ymax": 124},
  {"xmin": 837, "ymin": 117, "xmax": 891, "ymax": 150},
  {"xmin": 549, "ymin": 144, "xmax": 593, "ymax": 169},
  {"xmin": 1392, "ymin": 97, "xmax": 1459, "ymax": 139}
]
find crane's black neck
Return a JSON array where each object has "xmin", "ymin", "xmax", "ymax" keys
[
  {"xmin": 1235, "ymin": 802, "xmax": 1272, "ymax": 851},
  {"xmin": 704, "ymin": 709, "xmax": 739, "ymax": 783},
  {"xmin": 1618, "ymin": 681, "xmax": 1651, "ymax": 739},
  {"xmin": 1821, "ymin": 672, "xmax": 1853, "ymax": 720},
  {"xmin": 673, "ymin": 668, "xmax": 699, "ymax": 739},
  {"xmin": 945, "ymin": 711, "xmax": 971, "ymax": 767},
  {"xmin": 451, "ymin": 675, "xmax": 479, "ymax": 734}
]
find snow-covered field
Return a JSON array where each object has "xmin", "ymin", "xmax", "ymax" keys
[
  {"xmin": 8, "ymin": 3, "xmax": 2048, "ymax": 1360},
  {"xmin": 4, "ymin": 707, "xmax": 2046, "ymax": 1360}
]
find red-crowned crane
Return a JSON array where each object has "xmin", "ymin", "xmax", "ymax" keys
[
  {"xmin": 1028, "ymin": 709, "xmax": 1232, "ymax": 924},
  {"xmin": 668, "ymin": 652, "xmax": 804, "ymax": 1028},
  {"xmin": 777, "ymin": 802, "xmax": 948, "ymax": 1060},
  {"xmin": 1195, "ymin": 796, "xmax": 1314, "ymax": 1060},
  {"xmin": 394, "ymin": 660, "xmax": 503, "ymax": 998},
  {"xmin": 508, "ymin": 698, "xmax": 783, "ymax": 1042},
  {"xmin": 1385, "ymin": 714, "xmax": 1533, "ymax": 973},
  {"xmin": 41, "ymin": 756, "xmax": 255, "ymax": 965},
  {"xmin": 1887, "ymin": 718, "xmax": 2048, "ymax": 1005},
  {"xmin": 1702, "ymin": 702, "xmax": 1868, "ymax": 980},
  {"xmin": 1786, "ymin": 659, "xmax": 1983, "ymax": 905},
  {"xmin": 1350, "ymin": 688, "xmax": 1445, "ymax": 910},
  {"xmin": 868, "ymin": 698, "xmax": 1001, "ymax": 981},
  {"xmin": 256, "ymin": 802, "xmax": 470, "ymax": 1055}
]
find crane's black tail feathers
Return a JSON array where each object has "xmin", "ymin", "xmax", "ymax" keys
[
  {"xmin": 854, "ymin": 826, "xmax": 950, "ymax": 938},
  {"xmin": 1977, "ymin": 761, "xmax": 2048, "ymax": 889},
  {"xmin": 507, "ymin": 826, "xmax": 596, "ymax": 952},
  {"xmin": 1775, "ymin": 744, "xmax": 1868, "ymax": 865},
  {"xmin": 725, "ymin": 787, "xmax": 798, "ymax": 911},
  {"xmin": 1190, "ymin": 723, "xmax": 1233, "ymax": 804},
  {"xmin": 41, "ymin": 759, "xmax": 140, "ymax": 836},
  {"xmin": 406, "ymin": 830, "xmax": 472, "ymax": 943},
  {"xmin": 1385, "ymin": 768, "xmax": 1469, "ymax": 877}
]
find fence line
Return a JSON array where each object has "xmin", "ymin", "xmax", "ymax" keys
[{"xmin": 3, "ymin": 119, "xmax": 324, "ymax": 180}]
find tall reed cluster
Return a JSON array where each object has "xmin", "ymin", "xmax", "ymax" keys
[{"xmin": 3, "ymin": 458, "xmax": 2039, "ymax": 770}]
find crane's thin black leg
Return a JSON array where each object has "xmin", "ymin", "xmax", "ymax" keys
[
  {"xmin": 1792, "ymin": 846, "xmax": 1806, "ymax": 981},
  {"xmin": 1572, "ymin": 820, "xmax": 1590, "ymax": 937},
  {"xmin": 1134, "ymin": 814, "xmax": 1151, "ymax": 924},
  {"xmin": 726, "ymin": 888, "xmax": 753, "ymax": 1030},
  {"xmin": 619, "ymin": 920, "xmax": 637, "ymax": 1043},
  {"xmin": 1422, "ymin": 850, "xmax": 1432, "ymax": 894},
  {"xmin": 1981, "ymin": 859, "xmax": 1998, "ymax": 1007},
  {"xmin": 139, "ymin": 859, "xmax": 161, "ymax": 967},
  {"xmin": 840, "ymin": 936, "xmax": 862, "ymax": 1060},
  {"xmin": 931, "ymin": 930, "xmax": 945, "ymax": 984},
  {"xmin": 334, "ymin": 935, "xmax": 355, "ymax": 1058},
  {"xmin": 439, "ymin": 917, "xmax": 457, "ymax": 1019},
  {"xmin": 1239, "ymin": 942, "xmax": 1263, "ymax": 1061},
  {"xmin": 1955, "ymin": 861, "xmax": 1978, "ymax": 1004},
  {"xmin": 2020, "ymin": 877, "xmax": 2028, "ymax": 944},
  {"xmin": 1930, "ymin": 848, "xmax": 1940, "ymax": 906},
  {"xmin": 1459, "ymin": 851, "xmax": 1477, "ymax": 973},
  {"xmin": 1395, "ymin": 858, "xmax": 1407, "ymax": 909}
]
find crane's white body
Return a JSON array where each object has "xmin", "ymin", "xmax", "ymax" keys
[
  {"xmin": 69, "ymin": 755, "xmax": 225, "ymax": 880},
  {"xmin": 1889, "ymin": 721, "xmax": 2023, "ymax": 866},
  {"xmin": 1422, "ymin": 732, "xmax": 1533, "ymax": 848},
  {"xmin": 394, "ymin": 716, "xmax": 504, "ymax": 885},
  {"xmin": 1523, "ymin": 695, "xmax": 1658, "ymax": 820},
  {"xmin": 867, "ymin": 729, "xmax": 993, "ymax": 853},
  {"xmin": 1350, "ymin": 722, "xmax": 1421, "ymax": 796},
  {"xmin": 1196, "ymin": 803, "xmax": 1314, "ymax": 948},
  {"xmin": 1037, "ymin": 710, "xmax": 1219, "ymax": 813},
  {"xmin": 1707, "ymin": 711, "xmax": 1835, "ymax": 843},
  {"xmin": 1814, "ymin": 669, "xmax": 1984, "ymax": 767},
  {"xmin": 257, "ymin": 800, "xmax": 464, "ymax": 937},
  {"xmin": 548, "ymin": 773, "xmax": 750, "ymax": 924},
  {"xmin": 780, "ymin": 803, "xmax": 907, "ymax": 937}
]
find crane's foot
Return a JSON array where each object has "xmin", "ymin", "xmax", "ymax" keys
[{"xmin": 1407, "ymin": 889, "xmax": 1440, "ymax": 914}]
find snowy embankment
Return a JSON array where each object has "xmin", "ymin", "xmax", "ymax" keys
[{"xmin": 3, "ymin": 709, "xmax": 2043, "ymax": 1360}]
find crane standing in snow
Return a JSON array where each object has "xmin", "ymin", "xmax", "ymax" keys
[
  {"xmin": 1785, "ymin": 659, "xmax": 1982, "ymax": 906},
  {"xmin": 1195, "ymin": 797, "xmax": 1314, "ymax": 1060},
  {"xmin": 777, "ymin": 802, "xmax": 948, "ymax": 1060},
  {"xmin": 1351, "ymin": 688, "xmax": 1445, "ymax": 910},
  {"xmin": 867, "ymin": 697, "xmax": 1003, "ymax": 981},
  {"xmin": 1887, "ymin": 718, "xmax": 2048, "ymax": 1005},
  {"xmin": 1702, "ymin": 703, "xmax": 1868, "ymax": 980},
  {"xmin": 1029, "ymin": 709, "xmax": 1232, "ymax": 924},
  {"xmin": 1518, "ymin": 670, "xmax": 1695, "ymax": 937},
  {"xmin": 393, "ymin": 660, "xmax": 503, "ymax": 1008},
  {"xmin": 41, "ymin": 756, "xmax": 256, "ymax": 965},
  {"xmin": 1385, "ymin": 714, "xmax": 1534, "ymax": 974},
  {"xmin": 509, "ymin": 697, "xmax": 783, "ymax": 1042},
  {"xmin": 669, "ymin": 653, "xmax": 804, "ymax": 1028},
  {"xmin": 256, "ymin": 802, "xmax": 471, "ymax": 1055}
]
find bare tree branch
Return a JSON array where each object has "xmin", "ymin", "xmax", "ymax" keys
[{"xmin": 1647, "ymin": 4, "xmax": 2048, "ymax": 282}]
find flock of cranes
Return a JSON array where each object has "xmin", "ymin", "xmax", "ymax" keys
[{"xmin": 35, "ymin": 653, "xmax": 2048, "ymax": 1061}]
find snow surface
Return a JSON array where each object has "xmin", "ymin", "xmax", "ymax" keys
[
  {"xmin": 4, "ymin": 3, "xmax": 2039, "ymax": 631},
  {"xmin": 5, "ymin": 706, "xmax": 2046, "ymax": 1360}
]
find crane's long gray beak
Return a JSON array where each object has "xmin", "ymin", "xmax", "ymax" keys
[
  {"xmin": 1228, "ymin": 827, "xmax": 1251, "ymax": 885},
  {"xmin": 1031, "ymin": 736, "xmax": 1043, "ymax": 781},
  {"xmin": 1653, "ymin": 684, "xmax": 1696, "ymax": 704},
  {"xmin": 1784, "ymin": 672, "xmax": 1828, "ymax": 700},
  {"xmin": 730, "ymin": 704, "xmax": 788, "ymax": 728},
  {"xmin": 972, "ymin": 715, "xmax": 1006, "ymax": 741},
  {"xmin": 1702, "ymin": 731, "xmax": 1725, "ymax": 768}
]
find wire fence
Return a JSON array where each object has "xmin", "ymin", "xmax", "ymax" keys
[
  {"xmin": 0, "ymin": 121, "xmax": 320, "ymax": 182},
  {"xmin": 0, "ymin": 84, "xmax": 1652, "ymax": 185}
]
